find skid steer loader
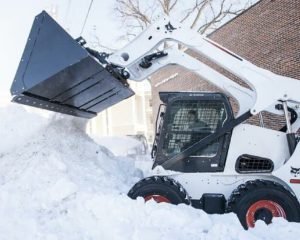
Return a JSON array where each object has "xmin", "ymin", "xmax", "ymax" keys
[{"xmin": 11, "ymin": 11, "xmax": 300, "ymax": 229}]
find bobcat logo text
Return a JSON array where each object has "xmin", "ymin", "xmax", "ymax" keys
[{"xmin": 291, "ymin": 167, "xmax": 300, "ymax": 177}]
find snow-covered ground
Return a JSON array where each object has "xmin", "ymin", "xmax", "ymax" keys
[{"xmin": 0, "ymin": 104, "xmax": 299, "ymax": 240}]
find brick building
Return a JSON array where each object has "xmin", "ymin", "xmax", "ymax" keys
[{"xmin": 150, "ymin": 0, "xmax": 300, "ymax": 130}]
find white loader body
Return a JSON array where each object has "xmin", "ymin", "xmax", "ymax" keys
[{"xmin": 162, "ymin": 124, "xmax": 300, "ymax": 201}]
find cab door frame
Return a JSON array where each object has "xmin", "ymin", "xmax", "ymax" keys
[{"xmin": 153, "ymin": 92, "xmax": 242, "ymax": 173}]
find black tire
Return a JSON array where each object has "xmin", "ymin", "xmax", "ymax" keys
[
  {"xmin": 228, "ymin": 180, "xmax": 300, "ymax": 229},
  {"xmin": 128, "ymin": 176, "xmax": 191, "ymax": 205}
]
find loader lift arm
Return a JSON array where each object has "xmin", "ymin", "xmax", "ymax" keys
[{"xmin": 108, "ymin": 17, "xmax": 300, "ymax": 123}]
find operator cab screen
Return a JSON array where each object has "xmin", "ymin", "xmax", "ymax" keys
[{"xmin": 161, "ymin": 100, "xmax": 227, "ymax": 158}]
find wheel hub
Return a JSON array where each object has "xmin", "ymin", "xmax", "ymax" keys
[
  {"xmin": 144, "ymin": 195, "xmax": 171, "ymax": 203},
  {"xmin": 246, "ymin": 200, "xmax": 286, "ymax": 228},
  {"xmin": 254, "ymin": 208, "xmax": 273, "ymax": 224}
]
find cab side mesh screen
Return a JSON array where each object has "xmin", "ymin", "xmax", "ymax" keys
[
  {"xmin": 162, "ymin": 100, "xmax": 227, "ymax": 157},
  {"xmin": 236, "ymin": 155, "xmax": 274, "ymax": 173}
]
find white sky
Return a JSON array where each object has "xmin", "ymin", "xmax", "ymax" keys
[{"xmin": 0, "ymin": 0, "xmax": 119, "ymax": 102}]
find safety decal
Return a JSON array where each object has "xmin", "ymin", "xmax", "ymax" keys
[{"xmin": 290, "ymin": 167, "xmax": 300, "ymax": 184}]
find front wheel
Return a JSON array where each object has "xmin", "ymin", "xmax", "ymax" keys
[
  {"xmin": 228, "ymin": 180, "xmax": 300, "ymax": 229},
  {"xmin": 128, "ymin": 176, "xmax": 191, "ymax": 205}
]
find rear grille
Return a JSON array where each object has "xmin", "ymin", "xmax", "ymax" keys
[{"xmin": 236, "ymin": 155, "xmax": 274, "ymax": 173}]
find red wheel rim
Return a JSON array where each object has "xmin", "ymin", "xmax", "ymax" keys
[
  {"xmin": 246, "ymin": 200, "xmax": 286, "ymax": 228},
  {"xmin": 144, "ymin": 195, "xmax": 171, "ymax": 203}
]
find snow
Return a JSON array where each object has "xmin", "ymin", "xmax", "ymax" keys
[
  {"xmin": 0, "ymin": 104, "xmax": 300, "ymax": 240},
  {"xmin": 92, "ymin": 136, "xmax": 144, "ymax": 156}
]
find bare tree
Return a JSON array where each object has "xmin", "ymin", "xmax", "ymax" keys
[
  {"xmin": 88, "ymin": 25, "xmax": 117, "ymax": 53},
  {"xmin": 115, "ymin": 0, "xmax": 255, "ymax": 38}
]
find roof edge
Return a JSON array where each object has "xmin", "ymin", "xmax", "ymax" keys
[{"xmin": 207, "ymin": 0, "xmax": 263, "ymax": 37}]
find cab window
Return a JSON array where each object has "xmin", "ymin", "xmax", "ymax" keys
[{"xmin": 161, "ymin": 100, "xmax": 227, "ymax": 158}]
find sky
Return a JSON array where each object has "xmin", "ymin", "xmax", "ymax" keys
[{"xmin": 0, "ymin": 0, "xmax": 119, "ymax": 102}]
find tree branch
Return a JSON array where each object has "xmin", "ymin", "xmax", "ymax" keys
[
  {"xmin": 114, "ymin": 0, "xmax": 254, "ymax": 40},
  {"xmin": 197, "ymin": 0, "xmax": 249, "ymax": 34},
  {"xmin": 190, "ymin": 0, "xmax": 210, "ymax": 29}
]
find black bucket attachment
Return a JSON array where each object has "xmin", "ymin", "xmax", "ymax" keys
[{"xmin": 11, "ymin": 11, "xmax": 134, "ymax": 119}]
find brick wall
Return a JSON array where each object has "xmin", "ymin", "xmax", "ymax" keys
[{"xmin": 150, "ymin": 0, "xmax": 300, "ymax": 130}]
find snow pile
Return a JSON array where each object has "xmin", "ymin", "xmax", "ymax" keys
[
  {"xmin": 0, "ymin": 106, "xmax": 46, "ymax": 153},
  {"xmin": 92, "ymin": 136, "xmax": 145, "ymax": 156},
  {"xmin": 0, "ymin": 104, "xmax": 299, "ymax": 240},
  {"xmin": 92, "ymin": 135, "xmax": 153, "ymax": 174}
]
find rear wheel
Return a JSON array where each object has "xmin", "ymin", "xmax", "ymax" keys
[
  {"xmin": 228, "ymin": 180, "xmax": 300, "ymax": 229},
  {"xmin": 128, "ymin": 176, "xmax": 191, "ymax": 205}
]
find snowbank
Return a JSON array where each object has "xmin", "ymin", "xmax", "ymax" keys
[
  {"xmin": 92, "ymin": 136, "xmax": 144, "ymax": 156},
  {"xmin": 0, "ymin": 104, "xmax": 299, "ymax": 240}
]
